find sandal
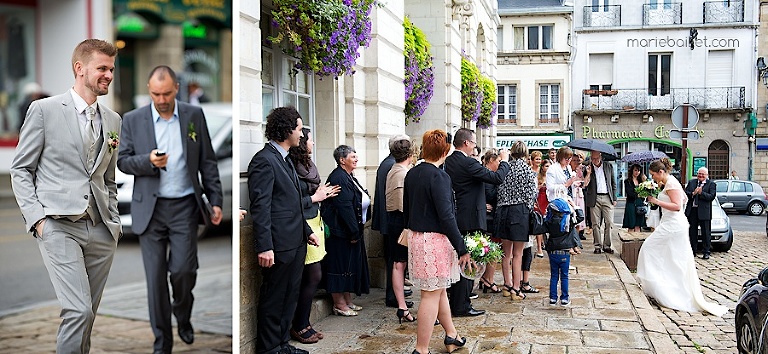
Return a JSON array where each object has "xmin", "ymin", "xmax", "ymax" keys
[
  {"xmin": 479, "ymin": 277, "xmax": 502, "ymax": 293},
  {"xmin": 290, "ymin": 326, "xmax": 320, "ymax": 344},
  {"xmin": 501, "ymin": 284, "xmax": 514, "ymax": 297},
  {"xmin": 520, "ymin": 281, "xmax": 539, "ymax": 293},
  {"xmin": 509, "ymin": 288, "xmax": 526, "ymax": 301}
]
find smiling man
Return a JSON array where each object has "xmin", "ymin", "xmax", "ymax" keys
[{"xmin": 10, "ymin": 38, "xmax": 122, "ymax": 353}]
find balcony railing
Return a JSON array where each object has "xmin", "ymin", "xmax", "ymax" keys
[
  {"xmin": 583, "ymin": 5, "xmax": 621, "ymax": 27},
  {"xmin": 703, "ymin": 0, "xmax": 744, "ymax": 23},
  {"xmin": 580, "ymin": 87, "xmax": 747, "ymax": 111},
  {"xmin": 643, "ymin": 3, "xmax": 683, "ymax": 26}
]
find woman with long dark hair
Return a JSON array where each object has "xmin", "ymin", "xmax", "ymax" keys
[
  {"xmin": 288, "ymin": 128, "xmax": 340, "ymax": 343},
  {"xmin": 622, "ymin": 164, "xmax": 648, "ymax": 232}
]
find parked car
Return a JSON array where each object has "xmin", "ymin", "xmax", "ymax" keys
[
  {"xmin": 714, "ymin": 179, "xmax": 768, "ymax": 216},
  {"xmin": 735, "ymin": 267, "xmax": 768, "ymax": 353},
  {"xmin": 703, "ymin": 197, "xmax": 733, "ymax": 252},
  {"xmin": 116, "ymin": 102, "xmax": 233, "ymax": 237}
]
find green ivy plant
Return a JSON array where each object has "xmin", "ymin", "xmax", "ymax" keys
[
  {"xmin": 461, "ymin": 57, "xmax": 483, "ymax": 126},
  {"xmin": 478, "ymin": 74, "xmax": 497, "ymax": 129}
]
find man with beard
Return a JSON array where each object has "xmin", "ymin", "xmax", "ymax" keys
[
  {"xmin": 11, "ymin": 39, "xmax": 122, "ymax": 353},
  {"xmin": 118, "ymin": 66, "xmax": 223, "ymax": 354}
]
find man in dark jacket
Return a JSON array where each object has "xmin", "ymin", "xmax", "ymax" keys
[
  {"xmin": 684, "ymin": 167, "xmax": 716, "ymax": 259},
  {"xmin": 444, "ymin": 128, "xmax": 509, "ymax": 316},
  {"xmin": 248, "ymin": 107, "xmax": 319, "ymax": 354}
]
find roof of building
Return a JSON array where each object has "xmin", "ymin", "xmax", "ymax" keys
[{"xmin": 498, "ymin": 0, "xmax": 573, "ymax": 14}]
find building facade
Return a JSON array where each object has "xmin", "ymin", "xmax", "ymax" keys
[
  {"xmin": 496, "ymin": 0, "xmax": 574, "ymax": 154},
  {"xmin": 572, "ymin": 0, "xmax": 758, "ymax": 194},
  {"xmin": 754, "ymin": 1, "xmax": 768, "ymax": 187},
  {"xmin": 239, "ymin": 1, "xmax": 500, "ymax": 351}
]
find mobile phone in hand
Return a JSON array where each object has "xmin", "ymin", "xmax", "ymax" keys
[{"xmin": 155, "ymin": 151, "xmax": 166, "ymax": 156}]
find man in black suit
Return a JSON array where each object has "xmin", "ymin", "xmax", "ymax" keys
[
  {"xmin": 444, "ymin": 128, "xmax": 509, "ymax": 317},
  {"xmin": 248, "ymin": 107, "xmax": 320, "ymax": 354},
  {"xmin": 118, "ymin": 66, "xmax": 223, "ymax": 354},
  {"xmin": 684, "ymin": 167, "xmax": 716, "ymax": 260},
  {"xmin": 371, "ymin": 134, "xmax": 413, "ymax": 308}
]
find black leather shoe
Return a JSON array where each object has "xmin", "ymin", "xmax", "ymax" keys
[
  {"xmin": 386, "ymin": 300, "xmax": 413, "ymax": 308},
  {"xmin": 404, "ymin": 289, "xmax": 413, "ymax": 298},
  {"xmin": 280, "ymin": 344, "xmax": 309, "ymax": 354},
  {"xmin": 453, "ymin": 307, "xmax": 485, "ymax": 317},
  {"xmin": 469, "ymin": 292, "xmax": 479, "ymax": 300},
  {"xmin": 178, "ymin": 322, "xmax": 194, "ymax": 345},
  {"xmin": 702, "ymin": 253, "xmax": 711, "ymax": 260}
]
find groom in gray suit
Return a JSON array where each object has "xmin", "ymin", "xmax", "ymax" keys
[
  {"xmin": 10, "ymin": 39, "xmax": 121, "ymax": 353},
  {"xmin": 118, "ymin": 65, "xmax": 223, "ymax": 354}
]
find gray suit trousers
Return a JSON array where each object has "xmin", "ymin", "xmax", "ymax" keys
[{"xmin": 37, "ymin": 217, "xmax": 116, "ymax": 354}]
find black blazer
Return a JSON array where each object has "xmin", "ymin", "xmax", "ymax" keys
[
  {"xmin": 118, "ymin": 102, "xmax": 223, "ymax": 235},
  {"xmin": 685, "ymin": 179, "xmax": 716, "ymax": 220},
  {"xmin": 248, "ymin": 143, "xmax": 312, "ymax": 253},
  {"xmin": 371, "ymin": 155, "xmax": 395, "ymax": 234},
  {"xmin": 624, "ymin": 178, "xmax": 640, "ymax": 203},
  {"xmin": 321, "ymin": 167, "xmax": 371, "ymax": 241},
  {"xmin": 403, "ymin": 162, "xmax": 467, "ymax": 256},
  {"xmin": 444, "ymin": 150, "xmax": 510, "ymax": 232}
]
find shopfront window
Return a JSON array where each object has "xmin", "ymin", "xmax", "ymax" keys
[{"xmin": 0, "ymin": 5, "xmax": 38, "ymax": 135}]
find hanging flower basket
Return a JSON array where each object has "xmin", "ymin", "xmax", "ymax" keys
[
  {"xmin": 461, "ymin": 57, "xmax": 483, "ymax": 126},
  {"xmin": 403, "ymin": 17, "xmax": 434, "ymax": 125},
  {"xmin": 478, "ymin": 74, "xmax": 497, "ymax": 129},
  {"xmin": 269, "ymin": 0, "xmax": 378, "ymax": 78}
]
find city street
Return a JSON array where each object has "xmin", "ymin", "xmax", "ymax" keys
[{"xmin": 0, "ymin": 196, "xmax": 233, "ymax": 315}]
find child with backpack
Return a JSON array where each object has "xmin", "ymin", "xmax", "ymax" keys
[{"xmin": 544, "ymin": 198, "xmax": 585, "ymax": 306}]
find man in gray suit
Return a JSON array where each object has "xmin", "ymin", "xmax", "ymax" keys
[
  {"xmin": 10, "ymin": 39, "xmax": 121, "ymax": 353},
  {"xmin": 584, "ymin": 150, "xmax": 617, "ymax": 254},
  {"xmin": 117, "ymin": 66, "xmax": 223, "ymax": 354}
]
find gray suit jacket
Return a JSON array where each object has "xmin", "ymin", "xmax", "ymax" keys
[
  {"xmin": 10, "ymin": 92, "xmax": 122, "ymax": 239},
  {"xmin": 117, "ymin": 102, "xmax": 222, "ymax": 235}
]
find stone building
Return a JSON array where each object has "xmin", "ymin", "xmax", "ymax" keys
[
  {"xmin": 571, "ymin": 0, "xmax": 758, "ymax": 193},
  {"xmin": 239, "ymin": 1, "xmax": 500, "ymax": 351},
  {"xmin": 754, "ymin": 1, "xmax": 768, "ymax": 187},
  {"xmin": 496, "ymin": 0, "xmax": 574, "ymax": 154}
]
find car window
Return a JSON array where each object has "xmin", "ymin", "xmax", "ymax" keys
[
  {"xmin": 745, "ymin": 183, "xmax": 753, "ymax": 193},
  {"xmin": 715, "ymin": 181, "xmax": 728, "ymax": 192},
  {"xmin": 732, "ymin": 182, "xmax": 746, "ymax": 193},
  {"xmin": 205, "ymin": 114, "xmax": 229, "ymax": 137}
]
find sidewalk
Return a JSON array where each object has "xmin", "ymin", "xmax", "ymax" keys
[
  {"xmin": 294, "ymin": 249, "xmax": 679, "ymax": 354},
  {"xmin": 0, "ymin": 264, "xmax": 233, "ymax": 353}
]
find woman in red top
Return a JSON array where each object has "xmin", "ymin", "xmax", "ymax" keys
[{"xmin": 535, "ymin": 159, "xmax": 551, "ymax": 256}]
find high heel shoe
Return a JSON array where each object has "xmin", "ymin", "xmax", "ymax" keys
[
  {"xmin": 347, "ymin": 303, "xmax": 363, "ymax": 311},
  {"xmin": 509, "ymin": 288, "xmax": 526, "ymax": 301},
  {"xmin": 332, "ymin": 307, "xmax": 358, "ymax": 316},
  {"xmin": 501, "ymin": 284, "xmax": 514, "ymax": 297},
  {"xmin": 479, "ymin": 277, "xmax": 502, "ymax": 293},
  {"xmin": 396, "ymin": 308, "xmax": 416, "ymax": 323},
  {"xmin": 444, "ymin": 333, "xmax": 467, "ymax": 353}
]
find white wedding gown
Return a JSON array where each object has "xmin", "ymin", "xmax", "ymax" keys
[{"xmin": 636, "ymin": 176, "xmax": 728, "ymax": 316}]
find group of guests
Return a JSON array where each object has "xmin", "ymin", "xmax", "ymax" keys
[{"xmin": 250, "ymin": 107, "xmax": 672, "ymax": 354}]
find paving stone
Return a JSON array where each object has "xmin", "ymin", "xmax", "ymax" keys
[{"xmin": 581, "ymin": 330, "xmax": 650, "ymax": 349}]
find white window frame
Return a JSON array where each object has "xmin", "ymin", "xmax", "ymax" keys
[
  {"xmin": 497, "ymin": 84, "xmax": 517, "ymax": 124},
  {"xmin": 538, "ymin": 83, "xmax": 560, "ymax": 124},
  {"xmin": 513, "ymin": 25, "xmax": 553, "ymax": 51},
  {"xmin": 648, "ymin": 53, "xmax": 671, "ymax": 96}
]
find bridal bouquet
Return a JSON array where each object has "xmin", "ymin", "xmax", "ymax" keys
[
  {"xmin": 461, "ymin": 231, "xmax": 503, "ymax": 280},
  {"xmin": 635, "ymin": 180, "xmax": 660, "ymax": 199}
]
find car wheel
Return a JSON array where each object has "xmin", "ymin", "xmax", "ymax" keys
[
  {"xmin": 737, "ymin": 312, "xmax": 757, "ymax": 354},
  {"xmin": 747, "ymin": 202, "xmax": 764, "ymax": 216}
]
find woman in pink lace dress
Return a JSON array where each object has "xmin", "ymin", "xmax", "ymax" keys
[{"xmin": 404, "ymin": 130, "xmax": 471, "ymax": 354}]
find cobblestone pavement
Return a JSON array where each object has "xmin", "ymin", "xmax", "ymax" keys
[
  {"xmin": 642, "ymin": 230, "xmax": 768, "ymax": 354},
  {"xmin": 0, "ymin": 265, "xmax": 233, "ymax": 353}
]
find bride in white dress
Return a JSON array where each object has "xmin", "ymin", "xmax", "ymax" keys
[{"xmin": 637, "ymin": 159, "xmax": 728, "ymax": 316}]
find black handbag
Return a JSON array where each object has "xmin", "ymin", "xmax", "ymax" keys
[
  {"xmin": 636, "ymin": 204, "xmax": 649, "ymax": 216},
  {"xmin": 529, "ymin": 210, "xmax": 547, "ymax": 235}
]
